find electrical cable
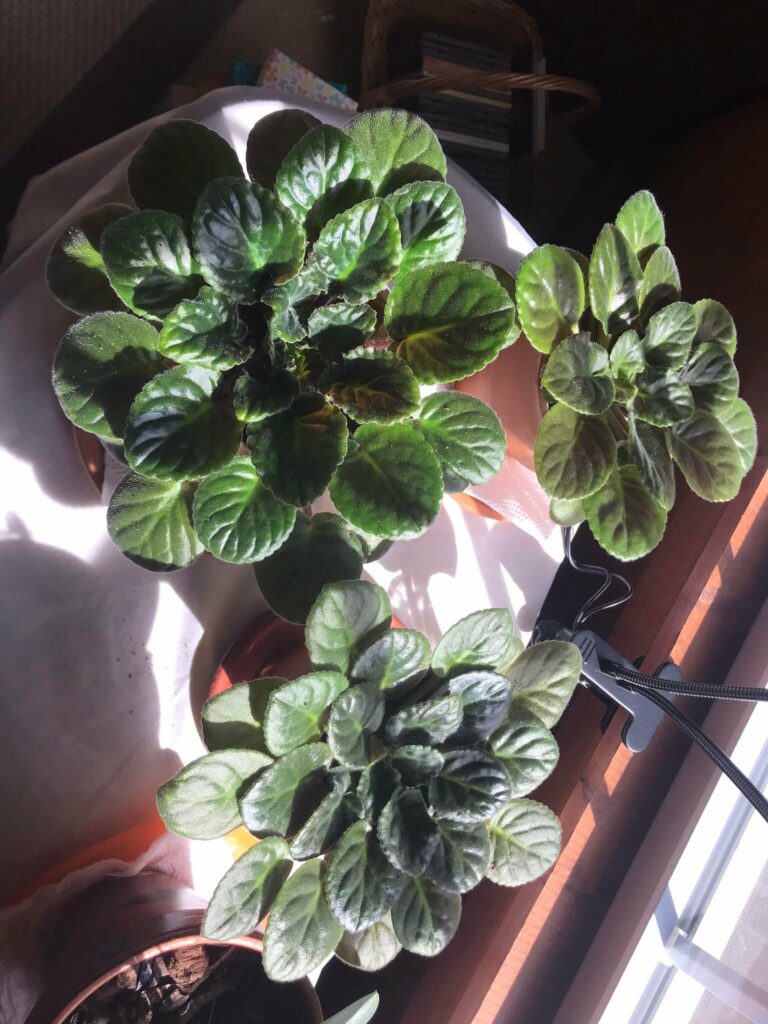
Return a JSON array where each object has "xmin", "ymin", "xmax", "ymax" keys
[
  {"xmin": 609, "ymin": 665, "xmax": 768, "ymax": 703},
  {"xmin": 562, "ymin": 526, "xmax": 634, "ymax": 628}
]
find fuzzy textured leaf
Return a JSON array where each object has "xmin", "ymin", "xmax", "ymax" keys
[
  {"xmin": 319, "ymin": 355, "xmax": 420, "ymax": 422},
  {"xmin": 107, "ymin": 473, "xmax": 203, "ymax": 571},
  {"xmin": 345, "ymin": 109, "xmax": 446, "ymax": 195},
  {"xmin": 627, "ymin": 418, "xmax": 676, "ymax": 511},
  {"xmin": 311, "ymin": 198, "xmax": 401, "ymax": 302},
  {"xmin": 159, "ymin": 287, "xmax": 250, "ymax": 370},
  {"xmin": 351, "ymin": 629, "xmax": 431, "ymax": 696},
  {"xmin": 391, "ymin": 877, "xmax": 460, "ymax": 955},
  {"xmin": 264, "ymin": 671, "xmax": 348, "ymax": 756},
  {"xmin": 389, "ymin": 746, "xmax": 444, "ymax": 787},
  {"xmin": 633, "ymin": 367, "xmax": 694, "ymax": 427},
  {"xmin": 666, "ymin": 411, "xmax": 744, "ymax": 502},
  {"xmin": 719, "ymin": 398, "xmax": 757, "ymax": 475},
  {"xmin": 239, "ymin": 742, "xmax": 331, "ymax": 837},
  {"xmin": 642, "ymin": 301, "xmax": 696, "ymax": 369},
  {"xmin": 328, "ymin": 684, "xmax": 385, "ymax": 768},
  {"xmin": 588, "ymin": 224, "xmax": 642, "ymax": 334},
  {"xmin": 506, "ymin": 640, "xmax": 582, "ymax": 727},
  {"xmin": 446, "ymin": 670, "xmax": 513, "ymax": 741},
  {"xmin": 201, "ymin": 837, "xmax": 291, "ymax": 940},
  {"xmin": 693, "ymin": 299, "xmax": 737, "ymax": 356},
  {"xmin": 639, "ymin": 245, "xmax": 680, "ymax": 321},
  {"xmin": 609, "ymin": 329, "xmax": 645, "ymax": 383},
  {"xmin": 541, "ymin": 332, "xmax": 615, "ymax": 414},
  {"xmin": 549, "ymin": 496, "xmax": 585, "ymax": 527},
  {"xmin": 246, "ymin": 109, "xmax": 322, "ymax": 188},
  {"xmin": 583, "ymin": 463, "xmax": 667, "ymax": 560},
  {"xmin": 428, "ymin": 748, "xmax": 511, "ymax": 823},
  {"xmin": 432, "ymin": 608, "xmax": 522, "ymax": 679},
  {"xmin": 491, "ymin": 713, "xmax": 559, "ymax": 798},
  {"xmin": 534, "ymin": 403, "xmax": 616, "ymax": 499},
  {"xmin": 385, "ymin": 694, "xmax": 464, "ymax": 746},
  {"xmin": 378, "ymin": 788, "xmax": 440, "ymax": 875},
  {"xmin": 202, "ymin": 677, "xmax": 287, "ymax": 753},
  {"xmin": 487, "ymin": 799, "xmax": 561, "ymax": 886},
  {"xmin": 290, "ymin": 771, "xmax": 357, "ymax": 860},
  {"xmin": 615, "ymin": 190, "xmax": 665, "ymax": 260},
  {"xmin": 306, "ymin": 579, "xmax": 392, "ymax": 673},
  {"xmin": 385, "ymin": 181, "xmax": 465, "ymax": 272},
  {"xmin": 336, "ymin": 916, "xmax": 402, "ymax": 971},
  {"xmin": 683, "ymin": 342, "xmax": 739, "ymax": 413},
  {"xmin": 233, "ymin": 370, "xmax": 300, "ymax": 424},
  {"xmin": 326, "ymin": 821, "xmax": 406, "ymax": 931},
  {"xmin": 46, "ymin": 204, "xmax": 132, "ymax": 314},
  {"xmin": 307, "ymin": 301, "xmax": 378, "ymax": 358},
  {"xmin": 417, "ymin": 391, "xmax": 505, "ymax": 488},
  {"xmin": 426, "ymin": 819, "xmax": 491, "ymax": 894},
  {"xmin": 516, "ymin": 245, "xmax": 584, "ymax": 354}
]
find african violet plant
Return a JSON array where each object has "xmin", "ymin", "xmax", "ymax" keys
[
  {"xmin": 515, "ymin": 190, "xmax": 756, "ymax": 560},
  {"xmin": 157, "ymin": 581, "xmax": 581, "ymax": 981},
  {"xmin": 48, "ymin": 108, "xmax": 518, "ymax": 621}
]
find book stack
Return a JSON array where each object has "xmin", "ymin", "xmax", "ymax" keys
[{"xmin": 388, "ymin": 30, "xmax": 530, "ymax": 206}]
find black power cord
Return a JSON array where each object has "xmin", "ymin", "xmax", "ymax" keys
[{"xmin": 609, "ymin": 665, "xmax": 768, "ymax": 704}]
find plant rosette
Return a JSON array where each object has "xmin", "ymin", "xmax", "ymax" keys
[
  {"xmin": 158, "ymin": 580, "xmax": 581, "ymax": 982},
  {"xmin": 48, "ymin": 108, "xmax": 521, "ymax": 622},
  {"xmin": 515, "ymin": 190, "xmax": 756, "ymax": 561}
]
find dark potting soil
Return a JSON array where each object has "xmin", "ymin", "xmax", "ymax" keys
[{"xmin": 64, "ymin": 945, "xmax": 311, "ymax": 1023}]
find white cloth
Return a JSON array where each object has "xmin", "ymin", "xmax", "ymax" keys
[{"xmin": 0, "ymin": 86, "xmax": 562, "ymax": 1019}]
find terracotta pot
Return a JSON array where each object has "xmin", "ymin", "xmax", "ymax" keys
[
  {"xmin": 24, "ymin": 871, "xmax": 322, "ymax": 1024},
  {"xmin": 73, "ymin": 425, "xmax": 106, "ymax": 494}
]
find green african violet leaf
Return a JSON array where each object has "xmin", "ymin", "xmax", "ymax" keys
[
  {"xmin": 323, "ymin": 993, "xmax": 380, "ymax": 1024},
  {"xmin": 358, "ymin": 760, "xmax": 402, "ymax": 824},
  {"xmin": 201, "ymin": 837, "xmax": 292, "ymax": 941},
  {"xmin": 446, "ymin": 671, "xmax": 513, "ymax": 741},
  {"xmin": 378, "ymin": 787, "xmax": 440, "ymax": 875},
  {"xmin": 639, "ymin": 245, "xmax": 680, "ymax": 321},
  {"xmin": 515, "ymin": 245, "xmax": 585, "ymax": 354},
  {"xmin": 253, "ymin": 512, "xmax": 365, "ymax": 625},
  {"xmin": 263, "ymin": 860, "xmax": 344, "ymax": 982},
  {"xmin": 486, "ymin": 799, "xmax": 562, "ymax": 886},
  {"xmin": 666, "ymin": 411, "xmax": 744, "ymax": 502},
  {"xmin": 583, "ymin": 463, "xmax": 667, "ymax": 561},
  {"xmin": 192, "ymin": 178, "xmax": 305, "ymax": 304},
  {"xmin": 233, "ymin": 370, "xmax": 300, "ymax": 424},
  {"xmin": 263, "ymin": 269, "xmax": 318, "ymax": 343},
  {"xmin": 46, "ymin": 204, "xmax": 132, "ymax": 314},
  {"xmin": 429, "ymin": 749, "xmax": 511, "ymax": 824},
  {"xmin": 107, "ymin": 473, "xmax": 203, "ymax": 571},
  {"xmin": 683, "ymin": 342, "xmax": 739, "ymax": 413},
  {"xmin": 425, "ymin": 820, "xmax": 491, "ymax": 895},
  {"xmin": 319, "ymin": 355, "xmax": 420, "ymax": 422},
  {"xmin": 307, "ymin": 301, "xmax": 378, "ymax": 358},
  {"xmin": 330, "ymin": 421, "xmax": 443, "ymax": 540},
  {"xmin": 128, "ymin": 119, "xmax": 243, "ymax": 223},
  {"xmin": 351, "ymin": 629, "xmax": 431, "ymax": 697},
  {"xmin": 102, "ymin": 210, "xmax": 202, "ymax": 319},
  {"xmin": 588, "ymin": 224, "xmax": 642, "ymax": 334},
  {"xmin": 533, "ymin": 403, "xmax": 617, "ymax": 500},
  {"xmin": 275, "ymin": 124, "xmax": 373, "ymax": 236},
  {"xmin": 263, "ymin": 671, "xmax": 348, "ymax": 756},
  {"xmin": 719, "ymin": 398, "xmax": 757, "ymax": 475},
  {"xmin": 290, "ymin": 771, "xmax": 357, "ymax": 860},
  {"xmin": 614, "ymin": 190, "xmax": 665, "ymax": 261},
  {"xmin": 328, "ymin": 684, "xmax": 385, "ymax": 768},
  {"xmin": 239, "ymin": 742, "xmax": 331, "ymax": 837},
  {"xmin": 311, "ymin": 198, "xmax": 402, "ymax": 303},
  {"xmin": 693, "ymin": 299, "xmax": 737, "ymax": 356},
  {"xmin": 549, "ymin": 496, "xmax": 585, "ymax": 527},
  {"xmin": 52, "ymin": 312, "xmax": 165, "ymax": 442},
  {"xmin": 610, "ymin": 329, "xmax": 645, "ymax": 383},
  {"xmin": 506, "ymin": 640, "xmax": 582, "ymax": 727},
  {"xmin": 385, "ymin": 181, "xmax": 466, "ymax": 272},
  {"xmin": 326, "ymin": 820, "xmax": 406, "ymax": 932},
  {"xmin": 192, "ymin": 456, "xmax": 296, "ymax": 563},
  {"xmin": 336, "ymin": 915, "xmax": 402, "ymax": 971},
  {"xmin": 159, "ymin": 287, "xmax": 251, "ymax": 370},
  {"xmin": 202, "ymin": 677, "xmax": 287, "ymax": 753},
  {"xmin": 431, "ymin": 608, "xmax": 522, "ymax": 679},
  {"xmin": 391, "ymin": 876, "xmax": 461, "ymax": 955},
  {"xmin": 386, "ymin": 262, "xmax": 518, "ymax": 384},
  {"xmin": 491, "ymin": 712, "xmax": 559, "ymax": 798},
  {"xmin": 465, "ymin": 259, "xmax": 517, "ymax": 303},
  {"xmin": 246, "ymin": 109, "xmax": 322, "ymax": 188},
  {"xmin": 345, "ymin": 108, "xmax": 446, "ymax": 195},
  {"xmin": 633, "ymin": 367, "xmax": 694, "ymax": 427},
  {"xmin": 124, "ymin": 364, "xmax": 240, "ymax": 481},
  {"xmin": 305, "ymin": 579, "xmax": 392, "ymax": 674},
  {"xmin": 541, "ymin": 332, "xmax": 616, "ymax": 415},
  {"xmin": 385, "ymin": 694, "xmax": 464, "ymax": 746},
  {"xmin": 642, "ymin": 301, "xmax": 697, "ymax": 370},
  {"xmin": 627, "ymin": 418, "xmax": 676, "ymax": 511},
  {"xmin": 417, "ymin": 391, "xmax": 506, "ymax": 489},
  {"xmin": 389, "ymin": 746, "xmax": 444, "ymax": 787},
  {"xmin": 247, "ymin": 392, "xmax": 348, "ymax": 506},
  {"xmin": 157, "ymin": 749, "xmax": 272, "ymax": 840}
]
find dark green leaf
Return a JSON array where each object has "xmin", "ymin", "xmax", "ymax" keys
[
  {"xmin": 233, "ymin": 369, "xmax": 300, "ymax": 424},
  {"xmin": 693, "ymin": 299, "xmax": 737, "ymax": 356},
  {"xmin": 491, "ymin": 713, "xmax": 559, "ymax": 798},
  {"xmin": 633, "ymin": 367, "xmax": 694, "ymax": 427},
  {"xmin": 425, "ymin": 820, "xmax": 491, "ymax": 894},
  {"xmin": 319, "ymin": 355, "xmax": 420, "ymax": 422},
  {"xmin": 107, "ymin": 473, "xmax": 203, "ymax": 571},
  {"xmin": 588, "ymin": 224, "xmax": 642, "ymax": 334},
  {"xmin": 308, "ymin": 301, "xmax": 378, "ymax": 358},
  {"xmin": 264, "ymin": 671, "xmax": 348, "ymax": 756},
  {"xmin": 446, "ymin": 671, "xmax": 512, "ymax": 741},
  {"xmin": 534, "ymin": 403, "xmax": 617, "ymax": 499},
  {"xmin": 311, "ymin": 198, "xmax": 401, "ymax": 302},
  {"xmin": 614, "ymin": 190, "xmax": 665, "ymax": 260},
  {"xmin": 328, "ymin": 684, "xmax": 385, "ymax": 768},
  {"xmin": 666, "ymin": 411, "xmax": 744, "ymax": 501},
  {"xmin": 246, "ymin": 109, "xmax": 322, "ymax": 188},
  {"xmin": 157, "ymin": 749, "xmax": 271, "ymax": 839},
  {"xmin": 683, "ymin": 342, "xmax": 739, "ymax": 413},
  {"xmin": 516, "ymin": 244, "xmax": 584, "ymax": 354},
  {"xmin": 290, "ymin": 770, "xmax": 357, "ymax": 859},
  {"xmin": 385, "ymin": 181, "xmax": 465, "ymax": 272},
  {"xmin": 378, "ymin": 788, "xmax": 440, "ymax": 875},
  {"xmin": 609, "ymin": 329, "xmax": 645, "ymax": 382},
  {"xmin": 329, "ymin": 421, "xmax": 443, "ymax": 539},
  {"xmin": 263, "ymin": 269, "xmax": 317, "ymax": 343},
  {"xmin": 202, "ymin": 677, "xmax": 287, "ymax": 753},
  {"xmin": 627, "ymin": 418, "xmax": 676, "ymax": 511},
  {"xmin": 201, "ymin": 837, "xmax": 291, "ymax": 940},
  {"xmin": 417, "ymin": 391, "xmax": 505, "ymax": 488},
  {"xmin": 262, "ymin": 860, "xmax": 343, "ymax": 982},
  {"xmin": 639, "ymin": 245, "xmax": 680, "ymax": 321},
  {"xmin": 385, "ymin": 694, "xmax": 464, "ymax": 746},
  {"xmin": 128, "ymin": 119, "xmax": 242, "ymax": 223},
  {"xmin": 46, "ymin": 204, "xmax": 132, "ymax": 314},
  {"xmin": 351, "ymin": 629, "xmax": 431, "ymax": 696},
  {"xmin": 192, "ymin": 178, "xmax": 305, "ymax": 303},
  {"xmin": 336, "ymin": 916, "xmax": 402, "ymax": 971},
  {"xmin": 52, "ymin": 311, "xmax": 164, "ymax": 442},
  {"xmin": 429, "ymin": 749, "xmax": 511, "ymax": 823},
  {"xmin": 326, "ymin": 821, "xmax": 406, "ymax": 931},
  {"xmin": 642, "ymin": 301, "xmax": 696, "ymax": 369},
  {"xmin": 431, "ymin": 608, "xmax": 521, "ymax": 679},
  {"xmin": 102, "ymin": 210, "xmax": 202, "ymax": 319},
  {"xmin": 358, "ymin": 760, "xmax": 402, "ymax": 824},
  {"xmin": 583, "ymin": 463, "xmax": 667, "ymax": 560},
  {"xmin": 506, "ymin": 640, "xmax": 582, "ymax": 727},
  {"xmin": 541, "ymin": 332, "xmax": 615, "ymax": 415},
  {"xmin": 389, "ymin": 746, "xmax": 444, "ymax": 787},
  {"xmin": 247, "ymin": 392, "xmax": 348, "ymax": 506},
  {"xmin": 549, "ymin": 496, "xmax": 585, "ymax": 527},
  {"xmin": 159, "ymin": 286, "xmax": 250, "ymax": 370},
  {"xmin": 391, "ymin": 876, "xmax": 460, "ymax": 955},
  {"xmin": 345, "ymin": 109, "xmax": 446, "ymax": 195},
  {"xmin": 719, "ymin": 398, "xmax": 757, "ymax": 475},
  {"xmin": 306, "ymin": 579, "xmax": 392, "ymax": 673},
  {"xmin": 124, "ymin": 364, "xmax": 240, "ymax": 480},
  {"xmin": 239, "ymin": 742, "xmax": 331, "ymax": 836},
  {"xmin": 386, "ymin": 262, "xmax": 518, "ymax": 383},
  {"xmin": 465, "ymin": 259, "xmax": 517, "ymax": 303},
  {"xmin": 487, "ymin": 799, "xmax": 561, "ymax": 885}
]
